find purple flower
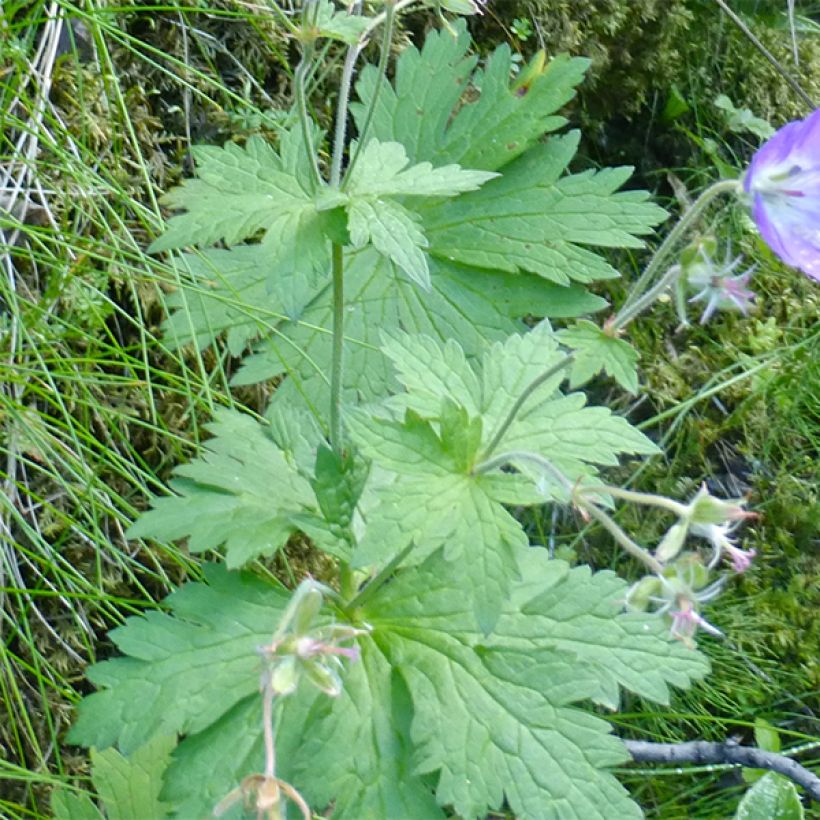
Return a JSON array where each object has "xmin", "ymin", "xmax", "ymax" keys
[{"xmin": 744, "ymin": 108, "xmax": 820, "ymax": 282}]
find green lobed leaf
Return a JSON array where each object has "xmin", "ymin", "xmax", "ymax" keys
[
  {"xmin": 67, "ymin": 565, "xmax": 290, "ymax": 754},
  {"xmin": 350, "ymin": 24, "xmax": 478, "ymax": 168},
  {"xmin": 161, "ymin": 245, "xmax": 317, "ymax": 357},
  {"xmin": 68, "ymin": 559, "xmax": 707, "ymax": 820},
  {"xmin": 348, "ymin": 196, "xmax": 432, "ymax": 289},
  {"xmin": 352, "ymin": 22, "xmax": 588, "ymax": 171},
  {"xmin": 280, "ymin": 640, "xmax": 444, "ymax": 819},
  {"xmin": 148, "ymin": 128, "xmax": 329, "ymax": 284},
  {"xmin": 342, "ymin": 140, "xmax": 496, "ymax": 287},
  {"xmin": 126, "ymin": 409, "xmax": 316, "ymax": 567},
  {"xmin": 357, "ymin": 548, "xmax": 707, "ymax": 818},
  {"xmin": 379, "ymin": 322, "xmax": 657, "ymax": 496},
  {"xmin": 558, "ymin": 319, "xmax": 640, "ymax": 394},
  {"xmin": 346, "ymin": 405, "xmax": 527, "ymax": 633},
  {"xmin": 505, "ymin": 550, "xmax": 711, "ymax": 708},
  {"xmin": 90, "ymin": 735, "xmax": 175, "ymax": 820},
  {"xmin": 162, "ymin": 696, "xmax": 265, "ymax": 818}
]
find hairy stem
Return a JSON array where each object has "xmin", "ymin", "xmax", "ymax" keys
[
  {"xmin": 621, "ymin": 179, "xmax": 741, "ymax": 315},
  {"xmin": 612, "ymin": 264, "xmax": 683, "ymax": 331},
  {"xmin": 295, "ymin": 52, "xmax": 322, "ymax": 185},
  {"xmin": 624, "ymin": 739, "xmax": 820, "ymax": 800},
  {"xmin": 480, "ymin": 353, "xmax": 574, "ymax": 460},
  {"xmin": 579, "ymin": 485, "xmax": 689, "ymax": 518},
  {"xmin": 329, "ymin": 2, "xmax": 364, "ymax": 187},
  {"xmin": 330, "ymin": 242, "xmax": 345, "ymax": 452},
  {"xmin": 262, "ymin": 682, "xmax": 276, "ymax": 778},
  {"xmin": 575, "ymin": 498, "xmax": 664, "ymax": 575},
  {"xmin": 342, "ymin": 0, "xmax": 396, "ymax": 187},
  {"xmin": 473, "ymin": 450, "xmax": 573, "ymax": 493}
]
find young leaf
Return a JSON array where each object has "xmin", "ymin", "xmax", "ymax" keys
[
  {"xmin": 342, "ymin": 139, "xmax": 496, "ymax": 287},
  {"xmin": 558, "ymin": 319, "xmax": 640, "ymax": 393},
  {"xmin": 291, "ymin": 445, "xmax": 370, "ymax": 560},
  {"xmin": 67, "ymin": 565, "xmax": 290, "ymax": 754},
  {"xmin": 126, "ymin": 410, "xmax": 316, "ymax": 567},
  {"xmin": 345, "ymin": 138, "xmax": 497, "ymax": 198}
]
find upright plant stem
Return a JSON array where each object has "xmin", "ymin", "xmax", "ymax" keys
[
  {"xmin": 342, "ymin": 0, "xmax": 396, "ymax": 187},
  {"xmin": 329, "ymin": 2, "xmax": 364, "ymax": 188},
  {"xmin": 621, "ymin": 178, "xmax": 740, "ymax": 315},
  {"xmin": 329, "ymin": 242, "xmax": 345, "ymax": 453},
  {"xmin": 296, "ymin": 0, "xmax": 323, "ymax": 186}
]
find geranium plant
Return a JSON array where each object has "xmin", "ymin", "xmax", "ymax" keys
[{"xmin": 62, "ymin": 1, "xmax": 817, "ymax": 817}]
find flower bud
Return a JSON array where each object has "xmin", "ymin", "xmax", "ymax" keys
[
  {"xmin": 655, "ymin": 521, "xmax": 689, "ymax": 563},
  {"xmin": 626, "ymin": 576, "xmax": 661, "ymax": 612},
  {"xmin": 689, "ymin": 484, "xmax": 751, "ymax": 526},
  {"xmin": 270, "ymin": 656, "xmax": 299, "ymax": 696}
]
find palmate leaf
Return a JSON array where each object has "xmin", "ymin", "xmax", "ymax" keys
[
  {"xmin": 364, "ymin": 550, "xmax": 709, "ymax": 819},
  {"xmin": 379, "ymin": 321, "xmax": 656, "ymax": 493},
  {"xmin": 154, "ymin": 24, "xmax": 663, "ymax": 411},
  {"xmin": 70, "ymin": 555, "xmax": 707, "ymax": 819},
  {"xmin": 66, "ymin": 565, "xmax": 290, "ymax": 754},
  {"xmin": 346, "ymin": 404, "xmax": 529, "ymax": 633},
  {"xmin": 127, "ymin": 410, "xmax": 320, "ymax": 567},
  {"xmin": 352, "ymin": 25, "xmax": 665, "ymax": 287},
  {"xmin": 344, "ymin": 323, "xmax": 656, "ymax": 631},
  {"xmin": 558, "ymin": 318, "xmax": 641, "ymax": 393}
]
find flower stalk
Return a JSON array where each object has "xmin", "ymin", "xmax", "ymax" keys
[{"xmin": 621, "ymin": 178, "xmax": 741, "ymax": 316}]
